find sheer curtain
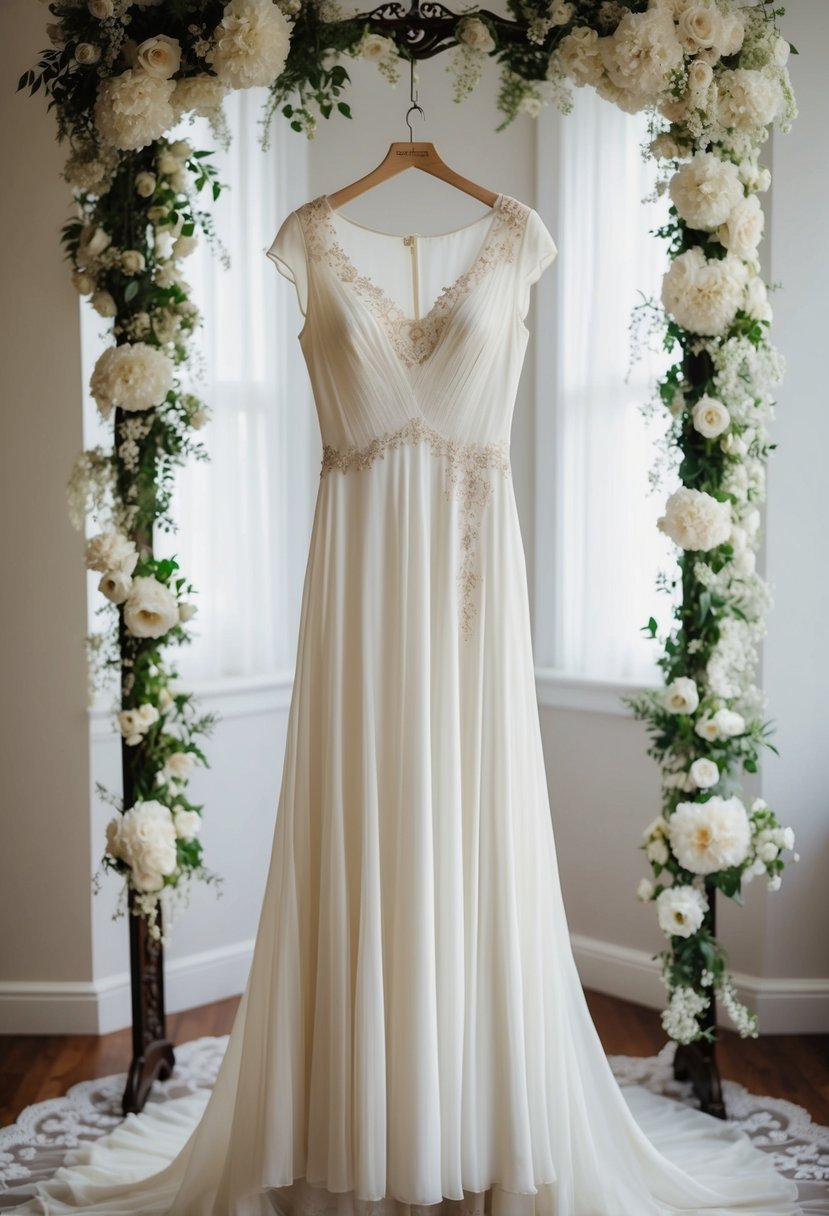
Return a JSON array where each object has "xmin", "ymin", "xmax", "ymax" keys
[
  {"xmin": 535, "ymin": 87, "xmax": 679, "ymax": 685},
  {"xmin": 83, "ymin": 90, "xmax": 316, "ymax": 687}
]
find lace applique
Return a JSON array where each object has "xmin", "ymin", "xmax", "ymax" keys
[
  {"xmin": 297, "ymin": 195, "xmax": 529, "ymax": 368},
  {"xmin": 320, "ymin": 416, "xmax": 511, "ymax": 640}
]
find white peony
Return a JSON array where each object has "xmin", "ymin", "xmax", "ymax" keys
[
  {"xmin": 99, "ymin": 569, "xmax": 133, "ymax": 604},
  {"xmin": 457, "ymin": 17, "xmax": 495, "ymax": 53},
  {"xmin": 90, "ymin": 342, "xmax": 174, "ymax": 418},
  {"xmin": 718, "ymin": 193, "xmax": 764, "ymax": 259},
  {"xmin": 171, "ymin": 75, "xmax": 228, "ymax": 120},
  {"xmin": 85, "ymin": 530, "xmax": 138, "ymax": 574},
  {"xmin": 600, "ymin": 6, "xmax": 683, "ymax": 101},
  {"xmin": 690, "ymin": 757, "xmax": 720, "ymax": 788},
  {"xmin": 713, "ymin": 706, "xmax": 745, "ymax": 736},
  {"xmin": 136, "ymin": 34, "xmax": 182, "ymax": 79},
  {"xmin": 716, "ymin": 68, "xmax": 783, "ymax": 134},
  {"xmin": 209, "ymin": 0, "xmax": 291, "ymax": 90},
  {"xmin": 557, "ymin": 26, "xmax": 604, "ymax": 88},
  {"xmin": 669, "ymin": 796, "xmax": 751, "ymax": 874},
  {"xmin": 662, "ymin": 247, "xmax": 747, "ymax": 336},
  {"xmin": 669, "ymin": 152, "xmax": 743, "ymax": 231},
  {"xmin": 174, "ymin": 808, "xmax": 202, "ymax": 840},
  {"xmin": 95, "ymin": 69, "xmax": 176, "ymax": 151},
  {"xmin": 663, "ymin": 676, "xmax": 700, "ymax": 715},
  {"xmin": 658, "ymin": 486, "xmax": 732, "ymax": 551},
  {"xmin": 656, "ymin": 884, "xmax": 708, "ymax": 938},
  {"xmin": 106, "ymin": 800, "xmax": 178, "ymax": 892},
  {"xmin": 124, "ymin": 576, "xmax": 180, "ymax": 639},
  {"xmin": 692, "ymin": 394, "xmax": 731, "ymax": 439}
]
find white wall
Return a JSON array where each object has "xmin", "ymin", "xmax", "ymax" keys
[{"xmin": 1, "ymin": 2, "xmax": 827, "ymax": 1035}]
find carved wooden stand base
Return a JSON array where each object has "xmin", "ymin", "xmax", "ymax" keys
[
  {"xmin": 673, "ymin": 1039, "xmax": 726, "ymax": 1119},
  {"xmin": 122, "ymin": 890, "xmax": 175, "ymax": 1116}
]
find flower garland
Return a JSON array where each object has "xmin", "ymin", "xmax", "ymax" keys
[{"xmin": 24, "ymin": 0, "xmax": 797, "ymax": 1035}]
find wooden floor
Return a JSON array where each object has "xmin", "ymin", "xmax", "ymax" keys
[{"xmin": 1, "ymin": 990, "xmax": 827, "ymax": 1130}]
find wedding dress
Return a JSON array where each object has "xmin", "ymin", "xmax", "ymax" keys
[{"xmin": 16, "ymin": 191, "xmax": 800, "ymax": 1216}]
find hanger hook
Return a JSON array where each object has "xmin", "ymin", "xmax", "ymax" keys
[{"xmin": 405, "ymin": 57, "xmax": 425, "ymax": 142}]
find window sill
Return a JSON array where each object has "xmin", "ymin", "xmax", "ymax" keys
[{"xmin": 534, "ymin": 668, "xmax": 660, "ymax": 717}]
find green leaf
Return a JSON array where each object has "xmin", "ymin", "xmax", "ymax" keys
[
  {"xmin": 124, "ymin": 280, "xmax": 139, "ymax": 302},
  {"xmin": 337, "ymin": 101, "xmax": 352, "ymax": 117}
]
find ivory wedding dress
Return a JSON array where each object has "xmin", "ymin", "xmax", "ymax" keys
[{"xmin": 17, "ymin": 192, "xmax": 800, "ymax": 1215}]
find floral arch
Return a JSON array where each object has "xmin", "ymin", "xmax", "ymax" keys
[{"xmin": 23, "ymin": 0, "xmax": 797, "ymax": 1086}]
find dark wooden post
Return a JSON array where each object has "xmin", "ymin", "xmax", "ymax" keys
[
  {"xmin": 672, "ymin": 883, "xmax": 726, "ymax": 1118},
  {"xmin": 116, "ymin": 430, "xmax": 175, "ymax": 1115}
]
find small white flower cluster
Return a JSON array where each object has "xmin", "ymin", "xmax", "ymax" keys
[
  {"xmin": 117, "ymin": 702, "xmax": 159, "ymax": 747},
  {"xmin": 661, "ymin": 984, "xmax": 710, "ymax": 1045}
]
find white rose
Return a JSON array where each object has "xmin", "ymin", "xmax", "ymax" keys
[
  {"xmin": 178, "ymin": 601, "xmax": 198, "ymax": 622},
  {"xmin": 99, "ymin": 569, "xmax": 133, "ymax": 604},
  {"xmin": 745, "ymin": 275, "xmax": 773, "ymax": 323},
  {"xmin": 658, "ymin": 486, "xmax": 732, "ymax": 551},
  {"xmin": 172, "ymin": 234, "xmax": 198, "ymax": 259},
  {"xmin": 174, "ymin": 808, "xmax": 202, "ymax": 840},
  {"xmin": 669, "ymin": 152, "xmax": 743, "ymax": 231},
  {"xmin": 646, "ymin": 837, "xmax": 670, "ymax": 865},
  {"xmin": 637, "ymin": 877, "xmax": 655, "ymax": 902},
  {"xmin": 157, "ymin": 150, "xmax": 180, "ymax": 175},
  {"xmin": 686, "ymin": 59, "xmax": 714, "ymax": 101},
  {"xmin": 47, "ymin": 23, "xmax": 67, "ymax": 48},
  {"xmin": 75, "ymin": 42, "xmax": 101, "ymax": 65},
  {"xmin": 458, "ymin": 18, "xmax": 495, "ymax": 53},
  {"xmin": 662, "ymin": 247, "xmax": 747, "ymax": 336},
  {"xmin": 77, "ymin": 224, "xmax": 111, "ymax": 266},
  {"xmin": 718, "ymin": 193, "xmax": 764, "ymax": 259},
  {"xmin": 550, "ymin": 1, "xmax": 574, "ymax": 26},
  {"xmin": 556, "ymin": 26, "xmax": 604, "ymax": 88},
  {"xmin": 158, "ymin": 687, "xmax": 174, "ymax": 712},
  {"xmin": 656, "ymin": 884, "xmax": 708, "ymax": 938},
  {"xmin": 121, "ymin": 250, "xmax": 146, "ymax": 275},
  {"xmin": 676, "ymin": 4, "xmax": 722, "ymax": 54},
  {"xmin": 91, "ymin": 290, "xmax": 118, "ymax": 318},
  {"xmin": 85, "ymin": 531, "xmax": 138, "ymax": 574},
  {"xmin": 72, "ymin": 269, "xmax": 97, "ymax": 295},
  {"xmin": 88, "ymin": 0, "xmax": 114, "ymax": 17},
  {"xmin": 135, "ymin": 703, "xmax": 160, "ymax": 730},
  {"xmin": 694, "ymin": 716, "xmax": 720, "ymax": 742},
  {"xmin": 692, "ymin": 394, "xmax": 730, "ymax": 439},
  {"xmin": 90, "ymin": 342, "xmax": 174, "ymax": 417},
  {"xmin": 162, "ymin": 751, "xmax": 196, "ymax": 786},
  {"xmin": 209, "ymin": 0, "xmax": 292, "ymax": 90},
  {"xmin": 713, "ymin": 707, "xmax": 745, "ymax": 736},
  {"xmin": 135, "ymin": 171, "xmax": 157, "ymax": 198},
  {"xmin": 669, "ymin": 796, "xmax": 752, "ymax": 874},
  {"xmin": 168, "ymin": 139, "xmax": 193, "ymax": 160},
  {"xmin": 124, "ymin": 576, "xmax": 180, "ymax": 639},
  {"xmin": 117, "ymin": 709, "xmax": 144, "ymax": 745},
  {"xmin": 190, "ymin": 406, "xmax": 210, "ymax": 430},
  {"xmin": 663, "ymin": 676, "xmax": 700, "ymax": 715},
  {"xmin": 690, "ymin": 757, "xmax": 719, "ymax": 789},
  {"xmin": 136, "ymin": 34, "xmax": 182, "ymax": 79}
]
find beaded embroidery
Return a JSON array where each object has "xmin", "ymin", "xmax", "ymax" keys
[
  {"xmin": 321, "ymin": 416, "xmax": 511, "ymax": 640},
  {"xmin": 297, "ymin": 194, "xmax": 529, "ymax": 368}
]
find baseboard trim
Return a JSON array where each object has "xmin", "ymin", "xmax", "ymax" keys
[
  {"xmin": 0, "ymin": 939, "xmax": 255, "ymax": 1036},
  {"xmin": 1, "ymin": 934, "xmax": 826, "ymax": 1037},
  {"xmin": 571, "ymin": 933, "xmax": 829, "ymax": 1035}
]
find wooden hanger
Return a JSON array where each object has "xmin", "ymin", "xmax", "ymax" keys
[{"xmin": 326, "ymin": 59, "xmax": 500, "ymax": 210}]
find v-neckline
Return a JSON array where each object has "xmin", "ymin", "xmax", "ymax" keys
[
  {"xmin": 321, "ymin": 192, "xmax": 504, "ymax": 327},
  {"xmin": 312, "ymin": 193, "xmax": 518, "ymax": 370}
]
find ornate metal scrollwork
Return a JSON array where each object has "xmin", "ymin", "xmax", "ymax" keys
[{"xmin": 353, "ymin": 0, "xmax": 524, "ymax": 58}]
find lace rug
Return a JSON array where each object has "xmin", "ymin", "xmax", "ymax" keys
[{"xmin": 0, "ymin": 1037, "xmax": 826, "ymax": 1212}]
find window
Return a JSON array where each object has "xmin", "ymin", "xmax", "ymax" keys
[
  {"xmin": 534, "ymin": 88, "xmax": 679, "ymax": 687},
  {"xmin": 82, "ymin": 90, "xmax": 316, "ymax": 689}
]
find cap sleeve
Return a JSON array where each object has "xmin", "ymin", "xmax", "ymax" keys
[
  {"xmin": 517, "ymin": 208, "xmax": 557, "ymax": 320},
  {"xmin": 265, "ymin": 210, "xmax": 308, "ymax": 317}
]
